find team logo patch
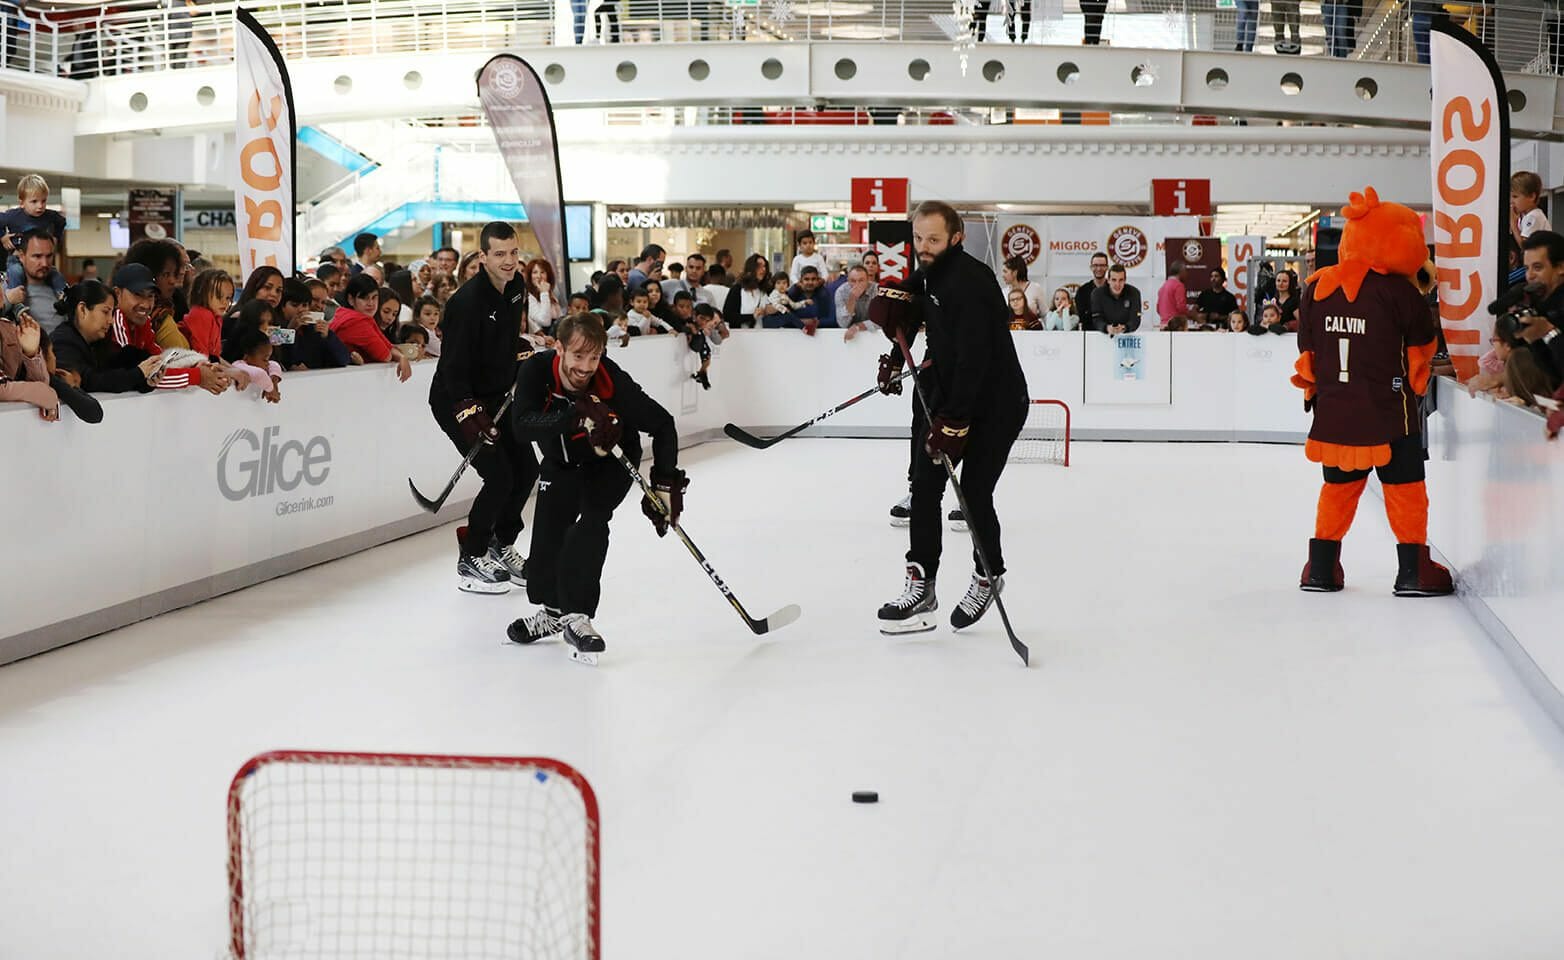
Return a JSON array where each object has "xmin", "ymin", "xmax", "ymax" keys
[
  {"xmin": 1001, "ymin": 224, "xmax": 1042, "ymax": 265},
  {"xmin": 492, "ymin": 61, "xmax": 522, "ymax": 98},
  {"xmin": 1107, "ymin": 225, "xmax": 1149, "ymax": 268},
  {"xmin": 1182, "ymin": 239, "xmax": 1205, "ymax": 264}
]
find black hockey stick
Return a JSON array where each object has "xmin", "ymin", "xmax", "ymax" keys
[
  {"xmin": 409, "ymin": 391, "xmax": 515, "ymax": 514},
  {"xmin": 722, "ymin": 364, "xmax": 925, "ymax": 450},
  {"xmin": 615, "ymin": 450, "xmax": 801, "ymax": 636},
  {"xmin": 893, "ymin": 331, "xmax": 1029, "ymax": 667}
]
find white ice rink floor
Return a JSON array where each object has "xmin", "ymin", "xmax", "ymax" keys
[{"xmin": 4, "ymin": 439, "xmax": 1564, "ymax": 959}]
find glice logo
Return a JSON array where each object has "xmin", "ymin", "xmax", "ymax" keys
[{"xmin": 217, "ymin": 427, "xmax": 332, "ymax": 502}]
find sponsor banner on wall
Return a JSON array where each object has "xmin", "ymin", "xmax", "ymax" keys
[
  {"xmin": 1226, "ymin": 235, "xmax": 1265, "ymax": 312},
  {"xmin": 128, "ymin": 188, "xmax": 176, "ymax": 244},
  {"xmin": 1430, "ymin": 20, "xmax": 1509, "ymax": 381},
  {"xmin": 868, "ymin": 220, "xmax": 913, "ymax": 284},
  {"xmin": 234, "ymin": 8, "xmax": 296, "ymax": 278},
  {"xmin": 996, "ymin": 216, "xmax": 1046, "ymax": 269},
  {"xmin": 1114, "ymin": 333, "xmax": 1144, "ymax": 382},
  {"xmin": 1165, "ymin": 237, "xmax": 1222, "ymax": 292},
  {"xmin": 478, "ymin": 54, "xmax": 570, "ymax": 297},
  {"xmin": 1045, "ymin": 216, "xmax": 1200, "ymax": 280}
]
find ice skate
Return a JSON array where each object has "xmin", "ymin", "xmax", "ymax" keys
[
  {"xmin": 888, "ymin": 493, "xmax": 912, "ymax": 528},
  {"xmin": 948, "ymin": 507, "xmax": 967, "ymax": 532},
  {"xmin": 950, "ymin": 571, "xmax": 1000, "ymax": 631},
  {"xmin": 1393, "ymin": 543, "xmax": 1454, "ymax": 597},
  {"xmin": 507, "ymin": 607, "xmax": 563, "ymax": 645},
  {"xmin": 878, "ymin": 563, "xmax": 937, "ymax": 635},
  {"xmin": 491, "ymin": 538, "xmax": 528, "ymax": 587},
  {"xmin": 562, "ymin": 613, "xmax": 606, "ymax": 665},
  {"xmin": 457, "ymin": 553, "xmax": 511, "ymax": 594}
]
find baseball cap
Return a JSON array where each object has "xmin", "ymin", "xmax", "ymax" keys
[{"xmin": 112, "ymin": 263, "xmax": 157, "ymax": 294}]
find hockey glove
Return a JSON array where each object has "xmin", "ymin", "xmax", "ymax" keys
[
  {"xmin": 876, "ymin": 351, "xmax": 905, "ymax": 396},
  {"xmin": 641, "ymin": 467, "xmax": 688, "ymax": 537},
  {"xmin": 574, "ymin": 394, "xmax": 622, "ymax": 455},
  {"xmin": 868, "ymin": 283, "xmax": 917, "ymax": 342},
  {"xmin": 454, "ymin": 399, "xmax": 499, "ymax": 447},
  {"xmin": 925, "ymin": 415, "xmax": 970, "ymax": 462}
]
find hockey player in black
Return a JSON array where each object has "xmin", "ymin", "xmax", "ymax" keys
[
  {"xmin": 428, "ymin": 221, "xmax": 540, "ymax": 594},
  {"xmin": 505, "ymin": 313, "xmax": 685, "ymax": 665},
  {"xmin": 872, "ymin": 200, "xmax": 1029, "ymax": 634}
]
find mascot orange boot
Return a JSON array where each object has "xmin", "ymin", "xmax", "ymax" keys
[{"xmin": 1291, "ymin": 187, "xmax": 1454, "ymax": 597}]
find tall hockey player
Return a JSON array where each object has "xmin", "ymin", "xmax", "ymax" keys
[
  {"xmin": 1292, "ymin": 187, "xmax": 1453, "ymax": 597},
  {"xmin": 505, "ymin": 313, "xmax": 685, "ymax": 664},
  {"xmin": 429, "ymin": 221, "xmax": 540, "ymax": 594},
  {"xmin": 872, "ymin": 200, "xmax": 1030, "ymax": 634}
]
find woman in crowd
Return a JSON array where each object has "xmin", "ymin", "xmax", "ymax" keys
[
  {"xmin": 221, "ymin": 299, "xmax": 278, "ymax": 360},
  {"xmin": 181, "ymin": 267, "xmax": 233, "ymax": 360},
  {"xmin": 606, "ymin": 259, "xmax": 629, "ymax": 288},
  {"xmin": 1007, "ymin": 287, "xmax": 1042, "ymax": 331},
  {"xmin": 328, "ymin": 273, "xmax": 413, "ymax": 382},
  {"xmin": 224, "ymin": 265, "xmax": 284, "ymax": 343},
  {"xmin": 1271, "ymin": 268, "xmax": 1301, "ymax": 331},
  {"xmin": 430, "ymin": 273, "xmax": 456, "ymax": 304},
  {"xmin": 387, "ymin": 269, "xmax": 417, "ymax": 325},
  {"xmin": 1042, "ymin": 287, "xmax": 1077, "ymax": 331},
  {"xmin": 1501, "ymin": 348, "xmax": 1556, "ymax": 409},
  {"xmin": 1001, "ymin": 256, "xmax": 1046, "ymax": 316},
  {"xmin": 723, "ymin": 253, "xmax": 775, "ymax": 329},
  {"xmin": 457, "ymin": 251, "xmax": 483, "ymax": 286},
  {"xmin": 0, "ymin": 305, "xmax": 59, "ymax": 420},
  {"xmin": 644, "ymin": 276, "xmax": 676, "ymax": 326},
  {"xmin": 48, "ymin": 280, "xmax": 163, "ymax": 394},
  {"xmin": 125, "ymin": 238, "xmax": 190, "ymax": 349},
  {"xmin": 376, "ymin": 286, "xmax": 404, "ymax": 346},
  {"xmin": 525, "ymin": 257, "xmax": 562, "ymax": 338}
]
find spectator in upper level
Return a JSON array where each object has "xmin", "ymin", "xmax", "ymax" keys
[
  {"xmin": 329, "ymin": 273, "xmax": 412, "ymax": 382},
  {"xmin": 1323, "ymin": 1, "xmax": 1359, "ymax": 58},
  {"xmin": 1090, "ymin": 263, "xmax": 1142, "ymax": 334},
  {"xmin": 787, "ymin": 265, "xmax": 832, "ymax": 329},
  {"xmin": 0, "ymin": 306, "xmax": 58, "ymax": 421},
  {"xmin": 1234, "ymin": 0, "xmax": 1259, "ymax": 51},
  {"xmin": 1157, "ymin": 261, "xmax": 1190, "ymax": 329},
  {"xmin": 1074, "ymin": 251, "xmax": 1109, "ymax": 323},
  {"xmin": 790, "ymin": 231, "xmax": 829, "ymax": 284},
  {"xmin": 352, "ymin": 232, "xmax": 381, "ymax": 275},
  {"xmin": 1272, "ymin": 0, "xmax": 1300, "ymax": 53},
  {"xmin": 626, "ymin": 244, "xmax": 664, "ymax": 293},
  {"xmin": 1001, "ymin": 256, "xmax": 1046, "ymax": 317},
  {"xmin": 181, "ymin": 267, "xmax": 232, "ymax": 360},
  {"xmin": 1196, "ymin": 267, "xmax": 1239, "ymax": 326},
  {"xmin": 836, "ymin": 263, "xmax": 879, "ymax": 340},
  {"xmin": 431, "ymin": 246, "xmax": 459, "ymax": 277},
  {"xmin": 1081, "ymin": 0, "xmax": 1107, "ymax": 44},
  {"xmin": 17, "ymin": 231, "xmax": 66, "ymax": 335},
  {"xmin": 1042, "ymin": 287, "xmax": 1077, "ymax": 331},
  {"xmin": 724, "ymin": 254, "xmax": 776, "ymax": 329},
  {"xmin": 0, "ymin": 175, "xmax": 66, "ymax": 294}
]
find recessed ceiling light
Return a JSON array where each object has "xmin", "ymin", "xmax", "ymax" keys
[{"xmin": 97, "ymin": 212, "xmax": 114, "ymax": 219}]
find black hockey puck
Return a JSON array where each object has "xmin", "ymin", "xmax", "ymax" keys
[{"xmin": 852, "ymin": 791, "xmax": 879, "ymax": 804}]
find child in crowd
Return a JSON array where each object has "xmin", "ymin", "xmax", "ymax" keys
[
  {"xmin": 789, "ymin": 230, "xmax": 828, "ymax": 282},
  {"xmin": 1041, "ymin": 287, "xmax": 1076, "ymax": 331},
  {"xmin": 181, "ymin": 268, "xmax": 233, "ymax": 360},
  {"xmin": 1511, "ymin": 170, "xmax": 1550, "ymax": 247},
  {"xmin": 688, "ymin": 302, "xmax": 725, "ymax": 389},
  {"xmin": 413, "ymin": 294, "xmax": 442, "ymax": 357},
  {"xmin": 1227, "ymin": 310, "xmax": 1248, "ymax": 333},
  {"xmin": 1501, "ymin": 347, "xmax": 1556, "ymax": 409},
  {"xmin": 397, "ymin": 323, "xmax": 431, "ymax": 361},
  {"xmin": 1007, "ymin": 288, "xmax": 1042, "ymax": 331},
  {"xmin": 625, "ymin": 287, "xmax": 675, "ymax": 335},
  {"xmin": 767, "ymin": 273, "xmax": 806, "ymax": 317},
  {"xmin": 567, "ymin": 292, "xmax": 591, "ymax": 318},
  {"xmin": 228, "ymin": 326, "xmax": 282, "ymax": 403},
  {"xmin": 1249, "ymin": 302, "xmax": 1285, "ymax": 335},
  {"xmin": 1, "ymin": 175, "xmax": 68, "ymax": 297}
]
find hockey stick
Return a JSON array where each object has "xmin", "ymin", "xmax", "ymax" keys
[
  {"xmin": 409, "ymin": 391, "xmax": 515, "ymax": 514},
  {"xmin": 722, "ymin": 363, "xmax": 925, "ymax": 450},
  {"xmin": 615, "ymin": 450, "xmax": 802, "ymax": 636},
  {"xmin": 893, "ymin": 330, "xmax": 1029, "ymax": 667}
]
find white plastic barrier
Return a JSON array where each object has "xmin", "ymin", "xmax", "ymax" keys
[
  {"xmin": 1, "ymin": 330, "xmax": 1308, "ymax": 664},
  {"xmin": 1424, "ymin": 377, "xmax": 1564, "ymax": 729}
]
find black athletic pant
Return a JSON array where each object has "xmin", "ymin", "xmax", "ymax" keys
[
  {"xmin": 907, "ymin": 397, "xmax": 1026, "ymax": 579},
  {"xmin": 527, "ymin": 457, "xmax": 634, "ymax": 617},
  {"xmin": 1081, "ymin": 0, "xmax": 1108, "ymax": 44},
  {"xmin": 434, "ymin": 402, "xmax": 540, "ymax": 558}
]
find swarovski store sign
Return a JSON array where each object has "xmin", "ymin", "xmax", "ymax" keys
[{"xmin": 606, "ymin": 207, "xmax": 804, "ymax": 231}]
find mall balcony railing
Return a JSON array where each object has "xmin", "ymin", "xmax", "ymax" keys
[{"xmin": 12, "ymin": 0, "xmax": 1564, "ymax": 80}]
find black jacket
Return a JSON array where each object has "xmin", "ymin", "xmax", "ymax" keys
[
  {"xmin": 511, "ymin": 351, "xmax": 678, "ymax": 472},
  {"xmin": 49, "ymin": 321, "xmax": 154, "ymax": 394},
  {"xmin": 285, "ymin": 326, "xmax": 352, "ymax": 370},
  {"xmin": 1089, "ymin": 283, "xmax": 1143, "ymax": 333},
  {"xmin": 430, "ymin": 272, "xmax": 529, "ymax": 408},
  {"xmin": 906, "ymin": 243, "xmax": 1028, "ymax": 422}
]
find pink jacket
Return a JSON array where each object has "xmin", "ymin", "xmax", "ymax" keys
[
  {"xmin": 231, "ymin": 359, "xmax": 282, "ymax": 393},
  {"xmin": 1156, "ymin": 277, "xmax": 1188, "ymax": 325}
]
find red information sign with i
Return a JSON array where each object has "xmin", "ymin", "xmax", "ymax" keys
[{"xmin": 851, "ymin": 178, "xmax": 909, "ymax": 216}]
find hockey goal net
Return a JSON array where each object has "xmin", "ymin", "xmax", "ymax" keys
[
  {"xmin": 1010, "ymin": 399, "xmax": 1070, "ymax": 466},
  {"xmin": 227, "ymin": 751, "xmax": 599, "ymax": 960}
]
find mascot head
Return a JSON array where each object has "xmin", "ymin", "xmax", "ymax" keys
[{"xmin": 1308, "ymin": 186, "xmax": 1429, "ymax": 302}]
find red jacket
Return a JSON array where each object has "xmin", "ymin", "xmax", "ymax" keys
[
  {"xmin": 111, "ymin": 310, "xmax": 202, "ymax": 389},
  {"xmin": 329, "ymin": 306, "xmax": 394, "ymax": 363},
  {"xmin": 180, "ymin": 305, "xmax": 222, "ymax": 359}
]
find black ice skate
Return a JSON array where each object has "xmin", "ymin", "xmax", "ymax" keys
[
  {"xmin": 457, "ymin": 553, "xmax": 511, "ymax": 594},
  {"xmin": 507, "ymin": 607, "xmax": 564, "ymax": 645},
  {"xmin": 950, "ymin": 571, "xmax": 1001, "ymax": 631},
  {"xmin": 561, "ymin": 613, "xmax": 606, "ymax": 666},
  {"xmin": 948, "ymin": 507, "xmax": 967, "ymax": 532},
  {"xmin": 878, "ymin": 563, "xmax": 937, "ymax": 635},
  {"xmin": 888, "ymin": 493, "xmax": 912, "ymax": 528},
  {"xmin": 490, "ymin": 538, "xmax": 528, "ymax": 587}
]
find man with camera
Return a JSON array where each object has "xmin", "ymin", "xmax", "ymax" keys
[{"xmin": 1519, "ymin": 230, "xmax": 1564, "ymax": 381}]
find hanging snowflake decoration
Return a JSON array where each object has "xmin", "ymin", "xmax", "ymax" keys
[
  {"xmin": 951, "ymin": 0, "xmax": 976, "ymax": 76},
  {"xmin": 769, "ymin": 0, "xmax": 794, "ymax": 27}
]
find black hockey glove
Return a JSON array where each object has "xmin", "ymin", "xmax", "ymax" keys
[
  {"xmin": 868, "ymin": 283, "xmax": 917, "ymax": 343},
  {"xmin": 453, "ymin": 399, "xmax": 498, "ymax": 447},
  {"xmin": 573, "ymin": 394, "xmax": 622, "ymax": 455},
  {"xmin": 876, "ymin": 351, "xmax": 904, "ymax": 395},
  {"xmin": 641, "ymin": 467, "xmax": 687, "ymax": 537},
  {"xmin": 925, "ymin": 415, "xmax": 970, "ymax": 462}
]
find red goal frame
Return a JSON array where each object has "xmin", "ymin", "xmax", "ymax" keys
[
  {"xmin": 1024, "ymin": 398, "xmax": 1070, "ymax": 467},
  {"xmin": 226, "ymin": 750, "xmax": 600, "ymax": 960}
]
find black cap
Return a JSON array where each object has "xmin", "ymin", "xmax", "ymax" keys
[{"xmin": 112, "ymin": 263, "xmax": 157, "ymax": 294}]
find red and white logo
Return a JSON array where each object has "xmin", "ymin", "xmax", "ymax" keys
[
  {"xmin": 1107, "ymin": 225, "xmax": 1149, "ymax": 268},
  {"xmin": 876, "ymin": 241, "xmax": 910, "ymax": 282},
  {"xmin": 1181, "ymin": 239, "xmax": 1205, "ymax": 264},
  {"xmin": 1001, "ymin": 224, "xmax": 1042, "ymax": 265}
]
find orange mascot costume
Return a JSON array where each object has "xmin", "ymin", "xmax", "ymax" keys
[{"xmin": 1292, "ymin": 187, "xmax": 1454, "ymax": 596}]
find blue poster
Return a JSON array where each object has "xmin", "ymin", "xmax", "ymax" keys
[{"xmin": 1114, "ymin": 334, "xmax": 1144, "ymax": 382}]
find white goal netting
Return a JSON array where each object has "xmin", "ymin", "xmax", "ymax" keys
[
  {"xmin": 227, "ymin": 751, "xmax": 598, "ymax": 960},
  {"xmin": 1009, "ymin": 399, "xmax": 1071, "ymax": 466}
]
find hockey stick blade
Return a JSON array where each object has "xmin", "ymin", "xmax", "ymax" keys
[
  {"xmin": 408, "ymin": 478, "xmax": 447, "ymax": 514},
  {"xmin": 722, "ymin": 422, "xmax": 780, "ymax": 450},
  {"xmin": 752, "ymin": 603, "xmax": 802, "ymax": 634},
  {"xmin": 408, "ymin": 391, "xmax": 516, "ymax": 514}
]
